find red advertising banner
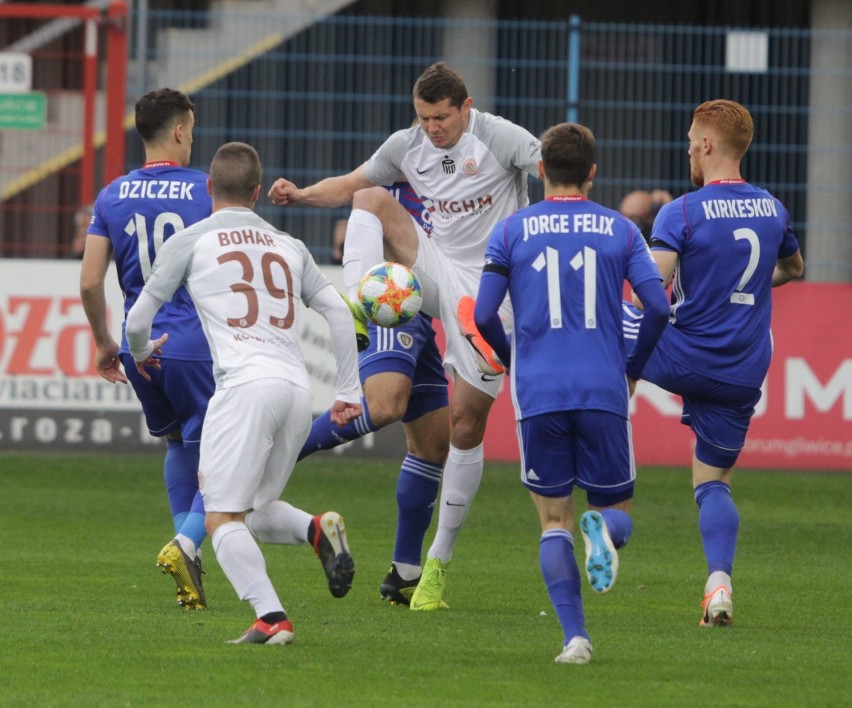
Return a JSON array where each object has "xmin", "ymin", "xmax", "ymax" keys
[
  {"xmin": 0, "ymin": 260, "xmax": 411, "ymax": 456},
  {"xmin": 1, "ymin": 260, "xmax": 848, "ymax": 468},
  {"xmin": 481, "ymin": 283, "xmax": 852, "ymax": 470}
]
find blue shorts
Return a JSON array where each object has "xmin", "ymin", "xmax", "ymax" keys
[
  {"xmin": 359, "ymin": 314, "xmax": 448, "ymax": 423},
  {"xmin": 642, "ymin": 348, "xmax": 762, "ymax": 468},
  {"xmin": 120, "ymin": 354, "xmax": 215, "ymax": 445},
  {"xmin": 518, "ymin": 410, "xmax": 635, "ymax": 504}
]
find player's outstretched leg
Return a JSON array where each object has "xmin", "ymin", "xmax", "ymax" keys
[
  {"xmin": 309, "ymin": 511, "xmax": 355, "ymax": 598},
  {"xmin": 580, "ymin": 510, "xmax": 619, "ymax": 593},
  {"xmin": 298, "ymin": 398, "xmax": 377, "ymax": 461},
  {"xmin": 156, "ymin": 539, "xmax": 207, "ymax": 610}
]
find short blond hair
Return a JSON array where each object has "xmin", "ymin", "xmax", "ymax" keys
[{"xmin": 209, "ymin": 142, "xmax": 261, "ymax": 204}]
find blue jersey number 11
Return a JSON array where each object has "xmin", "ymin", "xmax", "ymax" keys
[{"xmin": 532, "ymin": 245, "xmax": 597, "ymax": 330}]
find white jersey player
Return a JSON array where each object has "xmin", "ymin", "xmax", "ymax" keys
[
  {"xmin": 127, "ymin": 142, "xmax": 362, "ymax": 645},
  {"xmin": 268, "ymin": 62, "xmax": 541, "ymax": 611}
]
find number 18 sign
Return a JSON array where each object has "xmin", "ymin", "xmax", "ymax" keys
[{"xmin": 0, "ymin": 52, "xmax": 33, "ymax": 93}]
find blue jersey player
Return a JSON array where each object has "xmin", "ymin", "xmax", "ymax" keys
[
  {"xmin": 638, "ymin": 100, "xmax": 803, "ymax": 628},
  {"xmin": 473, "ymin": 123, "xmax": 669, "ymax": 664},
  {"xmin": 80, "ymin": 88, "xmax": 214, "ymax": 610},
  {"xmin": 298, "ymin": 181, "xmax": 450, "ymax": 606}
]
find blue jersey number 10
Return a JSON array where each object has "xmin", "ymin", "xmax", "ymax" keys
[{"xmin": 124, "ymin": 211, "xmax": 187, "ymax": 281}]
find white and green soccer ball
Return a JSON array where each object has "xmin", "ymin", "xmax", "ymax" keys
[{"xmin": 357, "ymin": 262, "xmax": 423, "ymax": 328}]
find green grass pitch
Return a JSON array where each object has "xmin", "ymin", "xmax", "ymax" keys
[{"xmin": 1, "ymin": 452, "xmax": 848, "ymax": 706}]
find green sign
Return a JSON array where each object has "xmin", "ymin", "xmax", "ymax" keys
[{"xmin": 0, "ymin": 91, "xmax": 46, "ymax": 130}]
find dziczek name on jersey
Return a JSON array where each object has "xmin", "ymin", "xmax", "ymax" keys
[
  {"xmin": 118, "ymin": 179, "xmax": 197, "ymax": 200},
  {"xmin": 523, "ymin": 213, "xmax": 615, "ymax": 241}
]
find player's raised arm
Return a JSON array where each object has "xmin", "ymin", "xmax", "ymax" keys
[{"xmin": 268, "ymin": 165, "xmax": 374, "ymax": 209}]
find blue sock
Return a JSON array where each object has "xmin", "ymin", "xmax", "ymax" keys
[
  {"xmin": 694, "ymin": 481, "xmax": 739, "ymax": 575},
  {"xmin": 393, "ymin": 455, "xmax": 443, "ymax": 566},
  {"xmin": 177, "ymin": 490, "xmax": 207, "ymax": 550},
  {"xmin": 298, "ymin": 397, "xmax": 376, "ymax": 460},
  {"xmin": 540, "ymin": 529, "xmax": 587, "ymax": 643},
  {"xmin": 164, "ymin": 441, "xmax": 199, "ymax": 533},
  {"xmin": 600, "ymin": 508, "xmax": 633, "ymax": 549}
]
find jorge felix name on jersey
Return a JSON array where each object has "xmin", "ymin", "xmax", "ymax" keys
[
  {"xmin": 522, "ymin": 213, "xmax": 615, "ymax": 241},
  {"xmin": 118, "ymin": 179, "xmax": 196, "ymax": 200}
]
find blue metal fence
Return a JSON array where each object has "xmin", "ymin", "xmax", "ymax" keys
[{"xmin": 128, "ymin": 10, "xmax": 846, "ymax": 274}]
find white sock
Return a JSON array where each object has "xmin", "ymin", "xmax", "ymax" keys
[
  {"xmin": 706, "ymin": 570, "xmax": 732, "ymax": 594},
  {"xmin": 427, "ymin": 444, "xmax": 484, "ymax": 562},
  {"xmin": 212, "ymin": 521, "xmax": 284, "ymax": 618},
  {"xmin": 174, "ymin": 533, "xmax": 196, "ymax": 559},
  {"xmin": 245, "ymin": 500, "xmax": 312, "ymax": 546},
  {"xmin": 343, "ymin": 209, "xmax": 385, "ymax": 300},
  {"xmin": 394, "ymin": 562, "xmax": 421, "ymax": 581}
]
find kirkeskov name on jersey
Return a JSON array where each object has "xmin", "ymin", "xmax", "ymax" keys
[{"xmin": 701, "ymin": 197, "xmax": 778, "ymax": 220}]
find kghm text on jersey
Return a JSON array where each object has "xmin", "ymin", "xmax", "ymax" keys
[
  {"xmin": 217, "ymin": 229, "xmax": 275, "ymax": 247},
  {"xmin": 523, "ymin": 213, "xmax": 614, "ymax": 241},
  {"xmin": 701, "ymin": 198, "xmax": 778, "ymax": 220},
  {"xmin": 423, "ymin": 193, "xmax": 493, "ymax": 215},
  {"xmin": 118, "ymin": 180, "xmax": 196, "ymax": 200}
]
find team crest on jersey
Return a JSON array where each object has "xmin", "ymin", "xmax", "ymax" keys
[
  {"xmin": 396, "ymin": 331, "xmax": 415, "ymax": 349},
  {"xmin": 462, "ymin": 158, "xmax": 478, "ymax": 176},
  {"xmin": 442, "ymin": 157, "xmax": 456, "ymax": 175}
]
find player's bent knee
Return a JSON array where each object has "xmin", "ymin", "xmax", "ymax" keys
[
  {"xmin": 352, "ymin": 186, "xmax": 396, "ymax": 214},
  {"xmin": 406, "ymin": 436, "xmax": 449, "ymax": 464},
  {"xmin": 365, "ymin": 396, "xmax": 408, "ymax": 428}
]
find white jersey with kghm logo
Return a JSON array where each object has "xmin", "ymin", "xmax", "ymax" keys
[{"xmin": 363, "ymin": 108, "xmax": 541, "ymax": 269}]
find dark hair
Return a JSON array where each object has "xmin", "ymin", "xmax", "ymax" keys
[
  {"xmin": 135, "ymin": 88, "xmax": 194, "ymax": 143},
  {"xmin": 209, "ymin": 142, "xmax": 262, "ymax": 204},
  {"xmin": 539, "ymin": 123, "xmax": 596, "ymax": 188},
  {"xmin": 412, "ymin": 62, "xmax": 468, "ymax": 108}
]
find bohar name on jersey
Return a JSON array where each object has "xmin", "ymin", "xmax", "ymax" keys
[
  {"xmin": 523, "ymin": 213, "xmax": 615, "ymax": 241},
  {"xmin": 217, "ymin": 229, "xmax": 275, "ymax": 247},
  {"xmin": 118, "ymin": 180, "xmax": 196, "ymax": 200}
]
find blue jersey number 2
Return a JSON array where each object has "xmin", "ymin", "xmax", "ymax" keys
[{"xmin": 731, "ymin": 227, "xmax": 760, "ymax": 306}]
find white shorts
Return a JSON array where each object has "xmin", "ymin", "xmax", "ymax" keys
[
  {"xmin": 198, "ymin": 378, "xmax": 312, "ymax": 513},
  {"xmin": 412, "ymin": 225, "xmax": 512, "ymax": 399}
]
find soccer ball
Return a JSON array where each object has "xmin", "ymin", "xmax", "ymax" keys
[{"xmin": 357, "ymin": 262, "xmax": 423, "ymax": 328}]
